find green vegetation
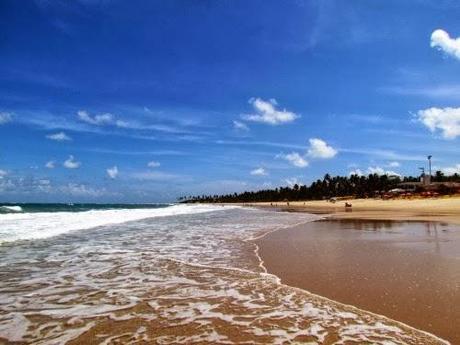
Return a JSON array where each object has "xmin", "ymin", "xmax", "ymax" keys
[{"xmin": 180, "ymin": 171, "xmax": 460, "ymax": 203}]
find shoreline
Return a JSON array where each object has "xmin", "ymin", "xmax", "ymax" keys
[
  {"xmin": 222, "ymin": 196, "xmax": 460, "ymax": 224},
  {"xmin": 247, "ymin": 220, "xmax": 450, "ymax": 345},
  {"xmin": 253, "ymin": 216, "xmax": 460, "ymax": 344},
  {"xmin": 231, "ymin": 198, "xmax": 460, "ymax": 343}
]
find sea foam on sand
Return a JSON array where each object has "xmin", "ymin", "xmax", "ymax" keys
[{"xmin": 0, "ymin": 206, "xmax": 449, "ymax": 344}]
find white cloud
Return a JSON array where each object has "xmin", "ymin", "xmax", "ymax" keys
[
  {"xmin": 59, "ymin": 183, "xmax": 106, "ymax": 197},
  {"xmin": 132, "ymin": 171, "xmax": 181, "ymax": 181},
  {"xmin": 0, "ymin": 175, "xmax": 52, "ymax": 194},
  {"xmin": 0, "ymin": 174, "xmax": 112, "ymax": 197},
  {"xmin": 367, "ymin": 166, "xmax": 400, "ymax": 176},
  {"xmin": 242, "ymin": 98, "xmax": 299, "ymax": 125},
  {"xmin": 0, "ymin": 112, "xmax": 12, "ymax": 125},
  {"xmin": 63, "ymin": 155, "xmax": 81, "ymax": 169},
  {"xmin": 77, "ymin": 110, "xmax": 114, "ymax": 126},
  {"xmin": 417, "ymin": 107, "xmax": 460, "ymax": 139},
  {"xmin": 349, "ymin": 169, "xmax": 363, "ymax": 176},
  {"xmin": 278, "ymin": 152, "xmax": 309, "ymax": 167},
  {"xmin": 367, "ymin": 166, "xmax": 386, "ymax": 175},
  {"xmin": 431, "ymin": 29, "xmax": 460, "ymax": 60},
  {"xmin": 442, "ymin": 164, "xmax": 460, "ymax": 175},
  {"xmin": 387, "ymin": 161, "xmax": 400, "ymax": 168},
  {"xmin": 77, "ymin": 110, "xmax": 186, "ymax": 134},
  {"xmin": 0, "ymin": 169, "xmax": 7, "ymax": 178},
  {"xmin": 46, "ymin": 131, "xmax": 72, "ymax": 141},
  {"xmin": 250, "ymin": 167, "xmax": 268, "ymax": 176},
  {"xmin": 341, "ymin": 148, "xmax": 424, "ymax": 161},
  {"xmin": 383, "ymin": 84, "xmax": 460, "ymax": 100},
  {"xmin": 307, "ymin": 138, "xmax": 337, "ymax": 159},
  {"xmin": 233, "ymin": 120, "xmax": 249, "ymax": 131},
  {"xmin": 45, "ymin": 160, "xmax": 55, "ymax": 169},
  {"xmin": 285, "ymin": 177, "xmax": 301, "ymax": 187},
  {"xmin": 350, "ymin": 167, "xmax": 400, "ymax": 176},
  {"xmin": 147, "ymin": 161, "xmax": 161, "ymax": 168},
  {"xmin": 106, "ymin": 166, "xmax": 118, "ymax": 179}
]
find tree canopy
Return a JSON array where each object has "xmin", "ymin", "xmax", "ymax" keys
[{"xmin": 179, "ymin": 171, "xmax": 460, "ymax": 203}]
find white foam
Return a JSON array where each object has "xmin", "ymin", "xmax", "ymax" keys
[
  {"xmin": 0, "ymin": 313, "xmax": 29, "ymax": 342},
  {"xmin": 0, "ymin": 205, "xmax": 22, "ymax": 213},
  {"xmin": 0, "ymin": 204, "xmax": 236, "ymax": 243}
]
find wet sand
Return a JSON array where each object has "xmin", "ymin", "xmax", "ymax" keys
[{"xmin": 256, "ymin": 219, "xmax": 460, "ymax": 344}]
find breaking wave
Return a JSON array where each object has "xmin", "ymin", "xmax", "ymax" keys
[{"xmin": 0, "ymin": 205, "xmax": 23, "ymax": 214}]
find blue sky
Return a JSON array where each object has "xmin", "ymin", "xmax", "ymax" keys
[{"xmin": 1, "ymin": 0, "xmax": 460, "ymax": 202}]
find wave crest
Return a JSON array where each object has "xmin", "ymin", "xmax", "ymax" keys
[{"xmin": 0, "ymin": 206, "xmax": 23, "ymax": 214}]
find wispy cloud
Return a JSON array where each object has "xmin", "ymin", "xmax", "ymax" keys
[
  {"xmin": 0, "ymin": 175, "xmax": 52, "ymax": 194},
  {"xmin": 381, "ymin": 84, "xmax": 460, "ymax": 100},
  {"xmin": 233, "ymin": 120, "xmax": 249, "ymax": 131},
  {"xmin": 441, "ymin": 163, "xmax": 460, "ymax": 175},
  {"xmin": 250, "ymin": 167, "xmax": 268, "ymax": 176},
  {"xmin": 59, "ymin": 183, "xmax": 108, "ymax": 197},
  {"xmin": 46, "ymin": 131, "xmax": 72, "ymax": 141},
  {"xmin": 277, "ymin": 152, "xmax": 309, "ymax": 167},
  {"xmin": 1, "ymin": 69, "xmax": 72, "ymax": 89},
  {"xmin": 284, "ymin": 177, "xmax": 302, "ymax": 187},
  {"xmin": 0, "ymin": 112, "xmax": 12, "ymax": 125},
  {"xmin": 6, "ymin": 107, "xmax": 213, "ymax": 146},
  {"xmin": 216, "ymin": 139, "xmax": 306, "ymax": 150},
  {"xmin": 242, "ymin": 98, "xmax": 299, "ymax": 125},
  {"xmin": 63, "ymin": 155, "xmax": 81, "ymax": 169},
  {"xmin": 78, "ymin": 110, "xmax": 114, "ymax": 126},
  {"xmin": 348, "ymin": 114, "xmax": 386, "ymax": 124},
  {"xmin": 45, "ymin": 160, "xmax": 55, "ymax": 169},
  {"xmin": 340, "ymin": 148, "xmax": 424, "ymax": 161},
  {"xmin": 431, "ymin": 29, "xmax": 460, "ymax": 60},
  {"xmin": 0, "ymin": 172, "xmax": 112, "ymax": 198},
  {"xmin": 349, "ymin": 169, "xmax": 363, "ymax": 176},
  {"xmin": 367, "ymin": 166, "xmax": 401, "ymax": 176},
  {"xmin": 77, "ymin": 109, "xmax": 203, "ymax": 135},
  {"xmin": 147, "ymin": 161, "xmax": 161, "ymax": 168},
  {"xmin": 417, "ymin": 107, "xmax": 460, "ymax": 139},
  {"xmin": 84, "ymin": 148, "xmax": 185, "ymax": 156},
  {"xmin": 131, "ymin": 171, "xmax": 183, "ymax": 181}
]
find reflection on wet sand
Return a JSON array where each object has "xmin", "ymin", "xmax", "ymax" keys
[{"xmin": 257, "ymin": 219, "xmax": 460, "ymax": 344}]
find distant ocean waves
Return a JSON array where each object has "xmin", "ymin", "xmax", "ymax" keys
[
  {"xmin": 0, "ymin": 203, "xmax": 233, "ymax": 243},
  {"xmin": 0, "ymin": 203, "xmax": 173, "ymax": 214}
]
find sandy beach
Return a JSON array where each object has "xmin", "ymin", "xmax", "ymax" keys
[
  {"xmin": 250, "ymin": 197, "xmax": 460, "ymax": 344},
  {"xmin": 256, "ymin": 219, "xmax": 460, "ymax": 344},
  {"xmin": 241, "ymin": 195, "xmax": 460, "ymax": 224}
]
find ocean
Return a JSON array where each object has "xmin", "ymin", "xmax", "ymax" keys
[{"xmin": 0, "ymin": 204, "xmax": 446, "ymax": 344}]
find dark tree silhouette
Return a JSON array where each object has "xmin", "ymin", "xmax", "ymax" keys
[{"xmin": 180, "ymin": 171, "xmax": 460, "ymax": 203}]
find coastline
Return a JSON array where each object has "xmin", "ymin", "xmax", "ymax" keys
[
  {"xmin": 251, "ymin": 233, "xmax": 451, "ymax": 345},
  {"xmin": 246, "ymin": 199, "xmax": 460, "ymax": 344},
  {"xmin": 227, "ymin": 196, "xmax": 460, "ymax": 224}
]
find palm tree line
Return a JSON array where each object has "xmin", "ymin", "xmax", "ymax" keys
[{"xmin": 179, "ymin": 171, "xmax": 460, "ymax": 203}]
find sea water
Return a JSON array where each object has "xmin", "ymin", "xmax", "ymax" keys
[{"xmin": 0, "ymin": 204, "xmax": 447, "ymax": 344}]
